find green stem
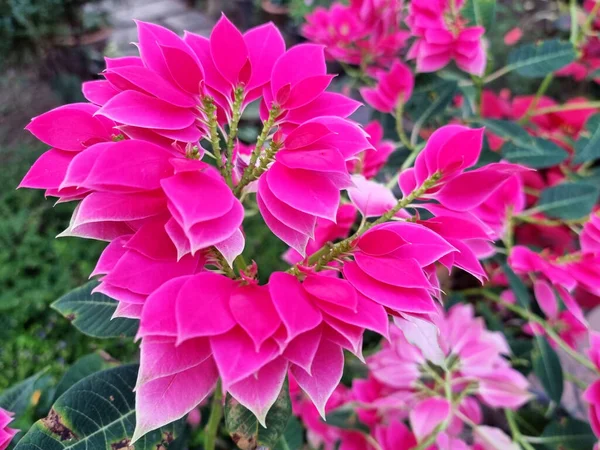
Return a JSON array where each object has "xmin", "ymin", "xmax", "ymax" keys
[
  {"xmin": 413, "ymin": 422, "xmax": 447, "ymax": 450},
  {"xmin": 583, "ymin": 1, "xmax": 600, "ymax": 36},
  {"xmin": 565, "ymin": 371, "xmax": 589, "ymax": 390},
  {"xmin": 204, "ymin": 379, "xmax": 223, "ymax": 450},
  {"xmin": 395, "ymin": 100, "xmax": 414, "ymax": 151},
  {"xmin": 482, "ymin": 65, "xmax": 514, "ymax": 84},
  {"xmin": 570, "ymin": 0, "xmax": 579, "ymax": 45},
  {"xmin": 515, "ymin": 214, "xmax": 588, "ymax": 227},
  {"xmin": 504, "ymin": 208, "xmax": 515, "ymax": 253},
  {"xmin": 474, "ymin": 289, "xmax": 600, "ymax": 374},
  {"xmin": 530, "ymin": 101, "xmax": 600, "ymax": 116},
  {"xmin": 250, "ymin": 141, "xmax": 283, "ymax": 180},
  {"xmin": 234, "ymin": 105, "xmax": 280, "ymax": 196},
  {"xmin": 298, "ymin": 173, "xmax": 441, "ymax": 270},
  {"xmin": 473, "ymin": 75, "xmax": 484, "ymax": 115},
  {"xmin": 225, "ymin": 87, "xmax": 245, "ymax": 186},
  {"xmin": 518, "ymin": 73, "xmax": 554, "ymax": 124},
  {"xmin": 414, "ymin": 368, "xmax": 453, "ymax": 450},
  {"xmin": 400, "ymin": 144, "xmax": 425, "ymax": 171},
  {"xmin": 203, "ymin": 97, "xmax": 228, "ymax": 183},
  {"xmin": 211, "ymin": 248, "xmax": 237, "ymax": 278},
  {"xmin": 506, "ymin": 409, "xmax": 537, "ymax": 450}
]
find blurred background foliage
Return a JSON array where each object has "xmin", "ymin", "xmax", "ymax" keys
[{"xmin": 0, "ymin": 142, "xmax": 136, "ymax": 390}]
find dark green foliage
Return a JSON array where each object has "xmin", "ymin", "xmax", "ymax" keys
[
  {"xmin": 532, "ymin": 336, "xmax": 564, "ymax": 405},
  {"xmin": 14, "ymin": 365, "xmax": 184, "ymax": 450},
  {"xmin": 52, "ymin": 282, "xmax": 139, "ymax": 339},
  {"xmin": 224, "ymin": 380, "xmax": 292, "ymax": 449},
  {"xmin": 539, "ymin": 418, "xmax": 597, "ymax": 450},
  {"xmin": 0, "ymin": 145, "xmax": 135, "ymax": 391},
  {"xmin": 536, "ymin": 182, "xmax": 600, "ymax": 220}
]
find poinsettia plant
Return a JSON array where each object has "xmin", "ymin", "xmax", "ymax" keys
[{"xmin": 3, "ymin": 0, "xmax": 600, "ymax": 449}]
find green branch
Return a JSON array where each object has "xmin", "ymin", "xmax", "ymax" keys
[
  {"xmin": 467, "ymin": 289, "xmax": 599, "ymax": 374},
  {"xmin": 202, "ymin": 97, "xmax": 229, "ymax": 185},
  {"xmin": 204, "ymin": 379, "xmax": 223, "ymax": 450},
  {"xmin": 235, "ymin": 105, "xmax": 280, "ymax": 196},
  {"xmin": 295, "ymin": 173, "xmax": 441, "ymax": 271}
]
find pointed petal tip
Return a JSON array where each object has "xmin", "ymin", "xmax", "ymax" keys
[{"xmin": 56, "ymin": 229, "xmax": 71, "ymax": 239}]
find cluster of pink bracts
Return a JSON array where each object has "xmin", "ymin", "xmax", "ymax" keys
[
  {"xmin": 15, "ymin": 6, "xmax": 600, "ymax": 450},
  {"xmin": 292, "ymin": 304, "xmax": 531, "ymax": 450},
  {"xmin": 304, "ymin": 0, "xmax": 486, "ymax": 75}
]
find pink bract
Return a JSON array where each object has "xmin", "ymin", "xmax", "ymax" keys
[
  {"xmin": 360, "ymin": 61, "xmax": 414, "ymax": 113},
  {"xmin": 407, "ymin": 0, "xmax": 487, "ymax": 76},
  {"xmin": 0, "ymin": 408, "xmax": 17, "ymax": 450}
]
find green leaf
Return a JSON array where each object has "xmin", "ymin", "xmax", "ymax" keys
[
  {"xmin": 53, "ymin": 352, "xmax": 115, "ymax": 401},
  {"xmin": 51, "ymin": 281, "xmax": 138, "ymax": 339},
  {"xmin": 273, "ymin": 416, "xmax": 304, "ymax": 450},
  {"xmin": 225, "ymin": 380, "xmax": 292, "ymax": 450},
  {"xmin": 502, "ymin": 262, "xmax": 531, "ymax": 309},
  {"xmin": 462, "ymin": 0, "xmax": 497, "ymax": 30},
  {"xmin": 406, "ymin": 75, "xmax": 458, "ymax": 131},
  {"xmin": 574, "ymin": 114, "xmax": 600, "ymax": 164},
  {"xmin": 535, "ymin": 182, "xmax": 600, "ymax": 220},
  {"xmin": 14, "ymin": 365, "xmax": 183, "ymax": 450},
  {"xmin": 502, "ymin": 139, "xmax": 568, "ymax": 168},
  {"xmin": 539, "ymin": 418, "xmax": 597, "ymax": 450},
  {"xmin": 325, "ymin": 408, "xmax": 370, "ymax": 434},
  {"xmin": 0, "ymin": 371, "xmax": 45, "ymax": 418},
  {"xmin": 478, "ymin": 119, "xmax": 568, "ymax": 168},
  {"xmin": 532, "ymin": 336, "xmax": 563, "ymax": 405},
  {"xmin": 507, "ymin": 39, "xmax": 577, "ymax": 78}
]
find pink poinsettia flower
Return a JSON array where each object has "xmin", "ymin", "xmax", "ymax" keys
[
  {"xmin": 302, "ymin": 0, "xmax": 409, "ymax": 69},
  {"xmin": 567, "ymin": 254, "xmax": 600, "ymax": 299},
  {"xmin": 367, "ymin": 305, "xmax": 530, "ymax": 414},
  {"xmin": 347, "ymin": 121, "xmax": 396, "ymax": 179},
  {"xmin": 417, "ymin": 215, "xmax": 493, "ymax": 281},
  {"xmin": 360, "ymin": 61, "xmax": 414, "ymax": 113},
  {"xmin": 509, "ymin": 246, "xmax": 591, "ymax": 333},
  {"xmin": 512, "ymin": 96, "xmax": 597, "ymax": 140},
  {"xmin": 0, "ymin": 408, "xmax": 18, "ymax": 450},
  {"xmin": 133, "ymin": 268, "xmax": 391, "ymax": 439},
  {"xmin": 559, "ymin": 38, "xmax": 600, "ymax": 85},
  {"xmin": 398, "ymin": 125, "xmax": 530, "ymax": 213},
  {"xmin": 257, "ymin": 118, "xmax": 372, "ymax": 256},
  {"xmin": 347, "ymin": 174, "xmax": 402, "ymax": 220},
  {"xmin": 509, "ymin": 246, "xmax": 576, "ymax": 291},
  {"xmin": 467, "ymin": 174, "xmax": 525, "ymax": 239},
  {"xmin": 523, "ymin": 279, "xmax": 588, "ymax": 349},
  {"xmin": 85, "ymin": 17, "xmax": 360, "ymax": 142},
  {"xmin": 342, "ymin": 221, "xmax": 462, "ymax": 316},
  {"xmin": 407, "ymin": 0, "xmax": 487, "ymax": 76},
  {"xmin": 21, "ymin": 12, "xmax": 369, "ymax": 295},
  {"xmin": 93, "ymin": 17, "xmax": 286, "ymax": 133}
]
